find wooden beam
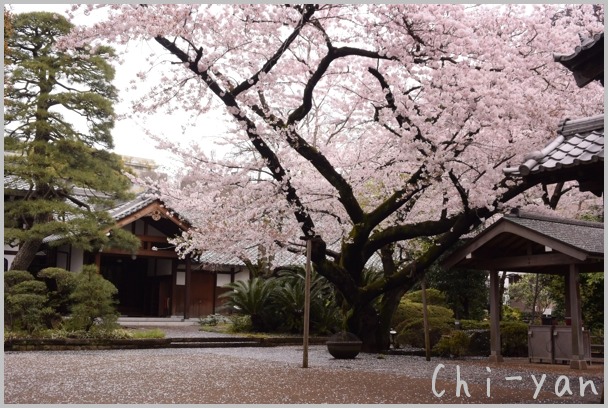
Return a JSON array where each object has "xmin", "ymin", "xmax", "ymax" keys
[
  {"xmin": 112, "ymin": 201, "xmax": 190, "ymax": 231},
  {"xmin": 465, "ymin": 252, "xmax": 582, "ymax": 270},
  {"xmin": 100, "ymin": 248, "xmax": 179, "ymax": 258},
  {"xmin": 488, "ymin": 269, "xmax": 503, "ymax": 363},
  {"xmin": 569, "ymin": 264, "xmax": 587, "ymax": 370}
]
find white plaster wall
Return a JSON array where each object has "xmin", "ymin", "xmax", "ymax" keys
[
  {"xmin": 3, "ymin": 244, "xmax": 17, "ymax": 270},
  {"xmin": 70, "ymin": 248, "xmax": 84, "ymax": 272},
  {"xmin": 216, "ymin": 270, "xmax": 250, "ymax": 287}
]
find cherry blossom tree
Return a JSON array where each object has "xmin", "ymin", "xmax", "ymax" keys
[{"xmin": 62, "ymin": 4, "xmax": 603, "ymax": 351}]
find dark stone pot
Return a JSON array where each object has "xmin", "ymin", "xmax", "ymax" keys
[
  {"xmin": 326, "ymin": 340, "xmax": 363, "ymax": 359},
  {"xmin": 326, "ymin": 332, "xmax": 362, "ymax": 359}
]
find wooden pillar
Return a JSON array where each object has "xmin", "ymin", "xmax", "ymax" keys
[
  {"xmin": 184, "ymin": 258, "xmax": 192, "ymax": 320},
  {"xmin": 421, "ymin": 278, "xmax": 431, "ymax": 361},
  {"xmin": 489, "ymin": 269, "xmax": 503, "ymax": 362},
  {"xmin": 568, "ymin": 264, "xmax": 587, "ymax": 369},
  {"xmin": 564, "ymin": 271, "xmax": 572, "ymax": 322},
  {"xmin": 95, "ymin": 252, "xmax": 101, "ymax": 272},
  {"xmin": 302, "ymin": 237, "xmax": 312, "ymax": 368}
]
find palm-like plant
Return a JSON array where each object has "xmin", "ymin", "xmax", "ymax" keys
[
  {"xmin": 273, "ymin": 268, "xmax": 341, "ymax": 334},
  {"xmin": 220, "ymin": 277, "xmax": 278, "ymax": 331}
]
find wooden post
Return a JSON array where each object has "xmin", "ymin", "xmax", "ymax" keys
[
  {"xmin": 421, "ymin": 278, "xmax": 431, "ymax": 361},
  {"xmin": 489, "ymin": 269, "xmax": 503, "ymax": 362},
  {"xmin": 569, "ymin": 264, "xmax": 587, "ymax": 369},
  {"xmin": 184, "ymin": 258, "xmax": 192, "ymax": 320},
  {"xmin": 302, "ymin": 238, "xmax": 312, "ymax": 368}
]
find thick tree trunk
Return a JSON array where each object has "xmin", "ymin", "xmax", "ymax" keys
[
  {"xmin": 347, "ymin": 302, "xmax": 382, "ymax": 352},
  {"xmin": 347, "ymin": 288, "xmax": 406, "ymax": 353},
  {"xmin": 8, "ymin": 238, "xmax": 43, "ymax": 271}
]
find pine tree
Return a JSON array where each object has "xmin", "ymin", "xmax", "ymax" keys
[{"xmin": 4, "ymin": 11, "xmax": 139, "ymax": 271}]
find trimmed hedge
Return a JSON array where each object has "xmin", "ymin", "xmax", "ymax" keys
[{"xmin": 392, "ymin": 296, "xmax": 455, "ymax": 349}]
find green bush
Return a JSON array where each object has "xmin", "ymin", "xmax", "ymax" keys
[
  {"xmin": 502, "ymin": 305, "xmax": 522, "ymax": 321},
  {"xmin": 457, "ymin": 322, "xmax": 528, "ymax": 357},
  {"xmin": 403, "ymin": 288, "xmax": 449, "ymax": 307},
  {"xmin": 392, "ymin": 297, "xmax": 454, "ymax": 348},
  {"xmin": 500, "ymin": 321, "xmax": 528, "ymax": 357},
  {"xmin": 4, "ymin": 271, "xmax": 52, "ymax": 334},
  {"xmin": 392, "ymin": 299, "xmax": 454, "ymax": 327},
  {"xmin": 220, "ymin": 268, "xmax": 341, "ymax": 335},
  {"xmin": 230, "ymin": 315, "xmax": 253, "ymax": 333},
  {"xmin": 199, "ymin": 314, "xmax": 231, "ymax": 326},
  {"xmin": 4, "ymin": 270, "xmax": 36, "ymax": 288},
  {"xmin": 220, "ymin": 277, "xmax": 279, "ymax": 332},
  {"xmin": 65, "ymin": 265, "xmax": 119, "ymax": 332},
  {"xmin": 272, "ymin": 268, "xmax": 341, "ymax": 334},
  {"xmin": 467, "ymin": 330, "xmax": 491, "ymax": 355},
  {"xmin": 38, "ymin": 267, "xmax": 77, "ymax": 316},
  {"xmin": 396, "ymin": 316, "xmax": 454, "ymax": 348},
  {"xmin": 433, "ymin": 330, "xmax": 471, "ymax": 357},
  {"xmin": 5, "ymin": 292, "xmax": 53, "ymax": 334},
  {"xmin": 459, "ymin": 320, "xmax": 490, "ymax": 330}
]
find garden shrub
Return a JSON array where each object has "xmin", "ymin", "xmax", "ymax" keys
[
  {"xmin": 4, "ymin": 271, "xmax": 52, "ymax": 334},
  {"xmin": 403, "ymin": 288, "xmax": 449, "ymax": 308},
  {"xmin": 38, "ymin": 267, "xmax": 77, "ymax": 316},
  {"xmin": 220, "ymin": 277, "xmax": 279, "ymax": 332},
  {"xmin": 221, "ymin": 268, "xmax": 341, "ymax": 335},
  {"xmin": 459, "ymin": 320, "xmax": 490, "ymax": 330},
  {"xmin": 4, "ymin": 270, "xmax": 36, "ymax": 288},
  {"xmin": 230, "ymin": 315, "xmax": 253, "ymax": 332},
  {"xmin": 5, "ymin": 292, "xmax": 53, "ymax": 334},
  {"xmin": 395, "ymin": 316, "xmax": 453, "ymax": 348},
  {"xmin": 392, "ymin": 297, "xmax": 454, "ymax": 348},
  {"xmin": 65, "ymin": 265, "xmax": 120, "ymax": 332},
  {"xmin": 456, "ymin": 322, "xmax": 528, "ymax": 357},
  {"xmin": 199, "ymin": 314, "xmax": 232, "ymax": 326},
  {"xmin": 502, "ymin": 305, "xmax": 523, "ymax": 321},
  {"xmin": 433, "ymin": 330, "xmax": 471, "ymax": 357},
  {"xmin": 467, "ymin": 330, "xmax": 491, "ymax": 355},
  {"xmin": 392, "ymin": 298, "xmax": 454, "ymax": 328},
  {"xmin": 500, "ymin": 321, "xmax": 528, "ymax": 356}
]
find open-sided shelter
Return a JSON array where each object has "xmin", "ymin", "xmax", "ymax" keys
[{"xmin": 442, "ymin": 210, "xmax": 603, "ymax": 369}]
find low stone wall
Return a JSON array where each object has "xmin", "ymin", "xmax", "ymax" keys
[
  {"xmin": 5, "ymin": 338, "xmax": 171, "ymax": 351},
  {"xmin": 4, "ymin": 336, "xmax": 330, "ymax": 351}
]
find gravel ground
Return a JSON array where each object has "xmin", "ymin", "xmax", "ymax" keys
[{"xmin": 4, "ymin": 325, "xmax": 604, "ymax": 404}]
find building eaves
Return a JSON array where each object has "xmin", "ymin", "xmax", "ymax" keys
[
  {"xmin": 504, "ymin": 211, "xmax": 603, "ymax": 256},
  {"xmin": 503, "ymin": 114, "xmax": 604, "ymax": 177},
  {"xmin": 554, "ymin": 32, "xmax": 604, "ymax": 87},
  {"xmin": 107, "ymin": 194, "xmax": 157, "ymax": 221}
]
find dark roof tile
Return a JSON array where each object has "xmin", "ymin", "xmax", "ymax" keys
[
  {"xmin": 504, "ymin": 211, "xmax": 603, "ymax": 256},
  {"xmin": 504, "ymin": 114, "xmax": 604, "ymax": 177}
]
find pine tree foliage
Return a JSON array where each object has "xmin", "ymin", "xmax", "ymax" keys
[{"xmin": 4, "ymin": 11, "xmax": 139, "ymax": 270}]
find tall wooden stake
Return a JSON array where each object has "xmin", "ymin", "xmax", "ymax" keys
[
  {"xmin": 302, "ymin": 238, "xmax": 312, "ymax": 368},
  {"xmin": 421, "ymin": 277, "xmax": 431, "ymax": 361}
]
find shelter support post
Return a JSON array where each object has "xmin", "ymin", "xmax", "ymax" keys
[
  {"xmin": 184, "ymin": 258, "xmax": 192, "ymax": 320},
  {"xmin": 568, "ymin": 264, "xmax": 587, "ymax": 370},
  {"xmin": 489, "ymin": 269, "xmax": 503, "ymax": 363}
]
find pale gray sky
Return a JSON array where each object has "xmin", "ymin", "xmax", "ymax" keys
[{"xmin": 6, "ymin": 3, "xmax": 230, "ymax": 172}]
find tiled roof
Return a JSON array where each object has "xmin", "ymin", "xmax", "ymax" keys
[
  {"xmin": 4, "ymin": 175, "xmax": 112, "ymax": 199},
  {"xmin": 197, "ymin": 244, "xmax": 383, "ymax": 271},
  {"xmin": 107, "ymin": 194, "xmax": 157, "ymax": 220},
  {"xmin": 503, "ymin": 114, "xmax": 604, "ymax": 177},
  {"xmin": 554, "ymin": 32, "xmax": 604, "ymax": 87},
  {"xmin": 197, "ymin": 246, "xmax": 308, "ymax": 269},
  {"xmin": 504, "ymin": 211, "xmax": 603, "ymax": 256},
  {"xmin": 41, "ymin": 194, "xmax": 158, "ymax": 244},
  {"xmin": 442, "ymin": 210, "xmax": 603, "ymax": 272}
]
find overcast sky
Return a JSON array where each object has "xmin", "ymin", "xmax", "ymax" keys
[{"xmin": 6, "ymin": 2, "xmax": 231, "ymax": 172}]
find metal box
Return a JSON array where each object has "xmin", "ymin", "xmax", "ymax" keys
[{"xmin": 527, "ymin": 325, "xmax": 553, "ymax": 363}]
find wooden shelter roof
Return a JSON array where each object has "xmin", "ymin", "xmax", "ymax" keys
[{"xmin": 442, "ymin": 210, "xmax": 603, "ymax": 275}]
